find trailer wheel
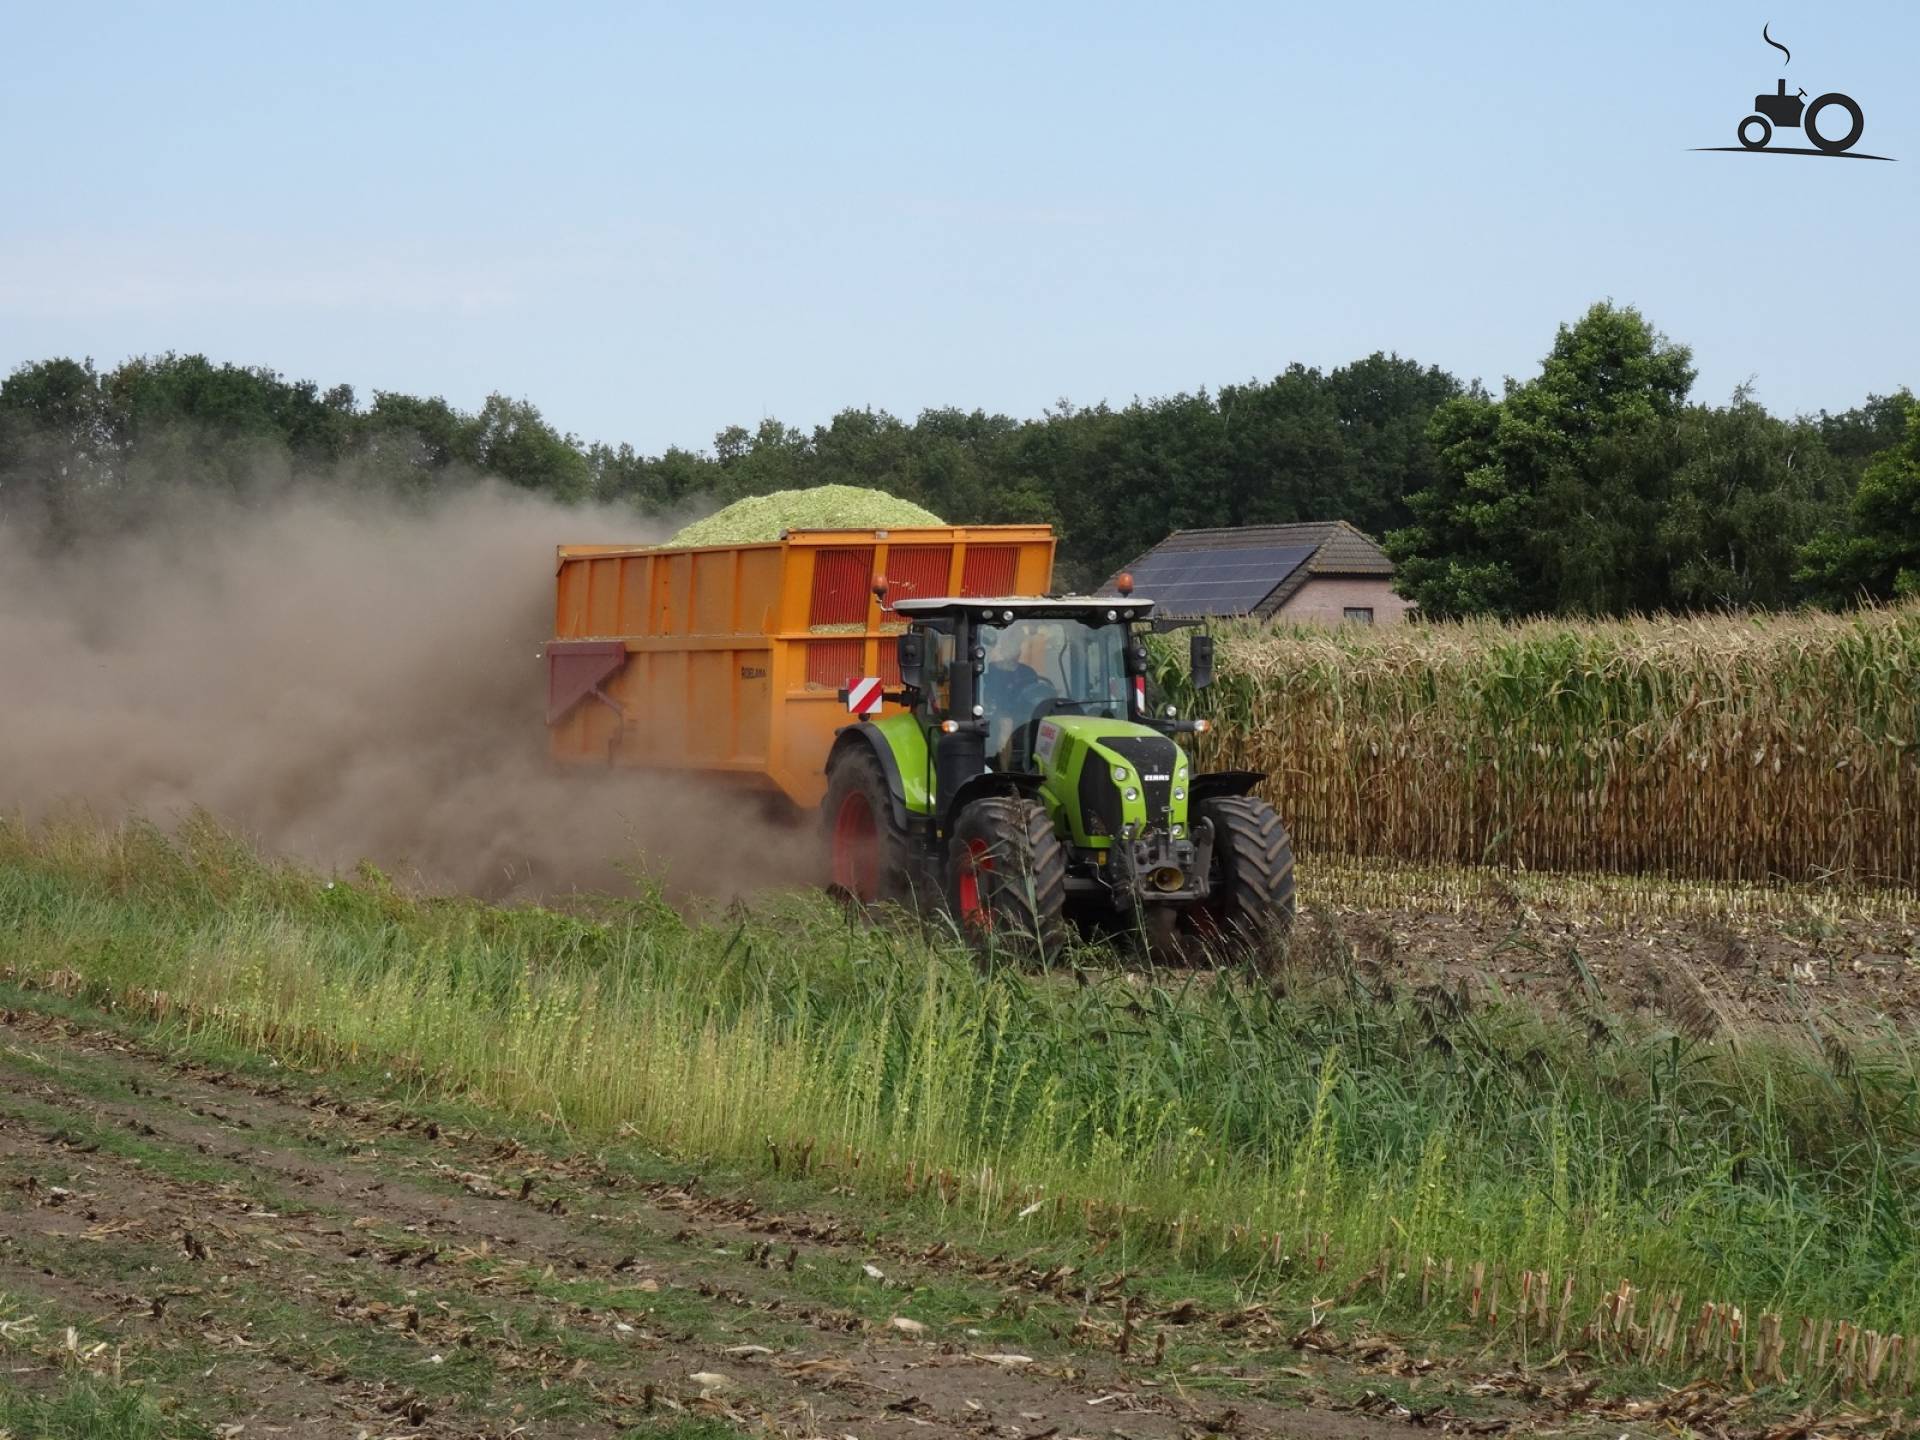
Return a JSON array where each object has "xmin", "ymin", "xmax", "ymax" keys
[
  {"xmin": 823, "ymin": 749, "xmax": 910, "ymax": 905},
  {"xmin": 1187, "ymin": 795, "xmax": 1295, "ymax": 960},
  {"xmin": 948, "ymin": 797, "xmax": 1067, "ymax": 959}
]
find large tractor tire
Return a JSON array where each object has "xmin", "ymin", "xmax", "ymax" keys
[
  {"xmin": 1188, "ymin": 795, "xmax": 1296, "ymax": 957},
  {"xmin": 947, "ymin": 796, "xmax": 1068, "ymax": 959},
  {"xmin": 823, "ymin": 749, "xmax": 912, "ymax": 906}
]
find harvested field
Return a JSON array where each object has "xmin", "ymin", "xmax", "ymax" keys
[
  {"xmin": 0, "ymin": 1002, "xmax": 1906, "ymax": 1440},
  {"xmin": 0, "ymin": 1007, "xmax": 1418, "ymax": 1439},
  {"xmin": 1308, "ymin": 856, "xmax": 1920, "ymax": 1028},
  {"xmin": 3, "ymin": 817, "xmax": 1919, "ymax": 1437}
]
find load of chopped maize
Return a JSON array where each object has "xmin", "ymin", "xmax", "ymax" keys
[{"xmin": 664, "ymin": 485, "xmax": 943, "ymax": 547}]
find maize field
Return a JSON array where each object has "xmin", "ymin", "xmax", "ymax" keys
[{"xmin": 1168, "ymin": 603, "xmax": 1920, "ymax": 887}]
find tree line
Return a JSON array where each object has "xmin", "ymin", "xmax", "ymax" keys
[{"xmin": 2, "ymin": 301, "xmax": 1913, "ymax": 612}]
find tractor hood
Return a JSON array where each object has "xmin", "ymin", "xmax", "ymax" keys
[{"xmin": 1034, "ymin": 715, "xmax": 1191, "ymax": 846}]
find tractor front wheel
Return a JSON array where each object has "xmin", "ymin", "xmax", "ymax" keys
[
  {"xmin": 1187, "ymin": 795, "xmax": 1296, "ymax": 961},
  {"xmin": 947, "ymin": 797, "xmax": 1067, "ymax": 959},
  {"xmin": 823, "ymin": 749, "xmax": 911, "ymax": 906}
]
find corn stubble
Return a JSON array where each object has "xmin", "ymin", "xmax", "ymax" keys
[{"xmin": 1168, "ymin": 603, "xmax": 1920, "ymax": 886}]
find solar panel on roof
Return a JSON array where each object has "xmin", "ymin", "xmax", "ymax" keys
[{"xmin": 1125, "ymin": 543, "xmax": 1315, "ymax": 616}]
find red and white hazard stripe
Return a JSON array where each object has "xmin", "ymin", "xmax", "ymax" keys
[{"xmin": 846, "ymin": 675, "xmax": 885, "ymax": 715}]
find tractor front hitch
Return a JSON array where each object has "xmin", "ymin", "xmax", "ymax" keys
[{"xmin": 1108, "ymin": 823, "xmax": 1212, "ymax": 906}]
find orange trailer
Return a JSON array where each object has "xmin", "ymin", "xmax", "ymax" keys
[{"xmin": 546, "ymin": 526, "xmax": 1055, "ymax": 809}]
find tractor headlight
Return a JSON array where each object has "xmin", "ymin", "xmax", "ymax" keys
[
  {"xmin": 1171, "ymin": 823, "xmax": 1184, "ymax": 837},
  {"xmin": 1124, "ymin": 787, "xmax": 1139, "ymax": 803},
  {"xmin": 1110, "ymin": 765, "xmax": 1129, "ymax": 783},
  {"xmin": 1173, "ymin": 787, "xmax": 1185, "ymax": 801}
]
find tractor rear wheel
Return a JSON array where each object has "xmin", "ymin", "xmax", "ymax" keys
[
  {"xmin": 947, "ymin": 797, "xmax": 1068, "ymax": 959},
  {"xmin": 1188, "ymin": 795, "xmax": 1296, "ymax": 959},
  {"xmin": 823, "ymin": 749, "xmax": 911, "ymax": 906}
]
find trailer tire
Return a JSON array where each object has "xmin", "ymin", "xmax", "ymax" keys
[
  {"xmin": 1188, "ymin": 795, "xmax": 1296, "ymax": 960},
  {"xmin": 948, "ymin": 797, "xmax": 1068, "ymax": 960},
  {"xmin": 824, "ymin": 749, "xmax": 911, "ymax": 906}
]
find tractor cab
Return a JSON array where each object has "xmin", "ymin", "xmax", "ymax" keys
[{"xmin": 889, "ymin": 594, "xmax": 1174, "ymax": 775}]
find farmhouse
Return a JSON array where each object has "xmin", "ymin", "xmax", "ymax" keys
[{"xmin": 1111, "ymin": 521, "xmax": 1413, "ymax": 623}]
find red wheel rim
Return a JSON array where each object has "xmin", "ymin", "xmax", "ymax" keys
[
  {"xmin": 956, "ymin": 838, "xmax": 994, "ymax": 929},
  {"xmin": 833, "ymin": 791, "xmax": 879, "ymax": 900}
]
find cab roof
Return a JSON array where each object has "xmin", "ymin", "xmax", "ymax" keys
[{"xmin": 890, "ymin": 595, "xmax": 1156, "ymax": 619}]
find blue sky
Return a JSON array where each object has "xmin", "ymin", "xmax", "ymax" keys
[{"xmin": 3, "ymin": 1, "xmax": 1914, "ymax": 450}]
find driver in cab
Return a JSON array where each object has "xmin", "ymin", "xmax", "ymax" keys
[{"xmin": 981, "ymin": 625, "xmax": 1058, "ymax": 767}]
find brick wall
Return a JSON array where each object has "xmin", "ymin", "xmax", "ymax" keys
[{"xmin": 1270, "ymin": 576, "xmax": 1414, "ymax": 626}]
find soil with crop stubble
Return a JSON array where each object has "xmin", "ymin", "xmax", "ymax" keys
[
  {"xmin": 1298, "ymin": 870, "xmax": 1920, "ymax": 1033},
  {"xmin": 0, "ymin": 1009, "xmax": 1434, "ymax": 1439},
  {"xmin": 0, "ymin": 1004, "xmax": 1816, "ymax": 1440}
]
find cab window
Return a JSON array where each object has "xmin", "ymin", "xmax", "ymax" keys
[
  {"xmin": 977, "ymin": 617, "xmax": 1128, "ymax": 767},
  {"xmin": 921, "ymin": 626, "xmax": 956, "ymax": 716}
]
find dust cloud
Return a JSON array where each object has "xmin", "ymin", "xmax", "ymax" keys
[{"xmin": 0, "ymin": 482, "xmax": 816, "ymax": 899}]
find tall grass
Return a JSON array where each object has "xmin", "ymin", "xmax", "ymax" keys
[
  {"xmin": 2, "ymin": 816, "xmax": 1917, "ymax": 1354},
  {"xmin": 1162, "ymin": 603, "xmax": 1920, "ymax": 887}
]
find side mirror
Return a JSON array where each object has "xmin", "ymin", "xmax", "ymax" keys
[
  {"xmin": 1190, "ymin": 633, "xmax": 1214, "ymax": 691},
  {"xmin": 896, "ymin": 631, "xmax": 926, "ymax": 690}
]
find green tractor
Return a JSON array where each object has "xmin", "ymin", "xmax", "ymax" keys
[{"xmin": 823, "ymin": 592, "xmax": 1294, "ymax": 956}]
